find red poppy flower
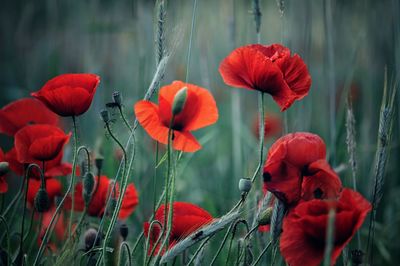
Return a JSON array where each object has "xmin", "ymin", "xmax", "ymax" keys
[
  {"xmin": 66, "ymin": 175, "xmax": 139, "ymax": 219},
  {"xmin": 263, "ymin": 132, "xmax": 326, "ymax": 205},
  {"xmin": 219, "ymin": 44, "xmax": 311, "ymax": 111},
  {"xmin": 0, "ymin": 148, "xmax": 8, "ymax": 193},
  {"xmin": 280, "ymin": 189, "xmax": 371, "ymax": 266},
  {"xmin": 0, "ymin": 98, "xmax": 59, "ymax": 136},
  {"xmin": 5, "ymin": 147, "xmax": 73, "ymax": 179},
  {"xmin": 27, "ymin": 178, "xmax": 62, "ymax": 207},
  {"xmin": 144, "ymin": 202, "xmax": 213, "ymax": 254},
  {"xmin": 14, "ymin": 124, "xmax": 70, "ymax": 163},
  {"xmin": 134, "ymin": 81, "xmax": 218, "ymax": 152},
  {"xmin": 252, "ymin": 113, "xmax": 282, "ymax": 139},
  {"xmin": 31, "ymin": 73, "xmax": 100, "ymax": 117},
  {"xmin": 301, "ymin": 159, "xmax": 342, "ymax": 202}
]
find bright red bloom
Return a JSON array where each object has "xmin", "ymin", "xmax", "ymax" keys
[
  {"xmin": 219, "ymin": 44, "xmax": 311, "ymax": 111},
  {"xmin": 134, "ymin": 81, "xmax": 218, "ymax": 152},
  {"xmin": 66, "ymin": 175, "xmax": 139, "ymax": 219},
  {"xmin": 252, "ymin": 113, "xmax": 282, "ymax": 139},
  {"xmin": 0, "ymin": 98, "xmax": 59, "ymax": 136},
  {"xmin": 301, "ymin": 160, "xmax": 342, "ymax": 202},
  {"xmin": 144, "ymin": 202, "xmax": 213, "ymax": 254},
  {"xmin": 5, "ymin": 147, "xmax": 73, "ymax": 179},
  {"xmin": 14, "ymin": 124, "xmax": 70, "ymax": 163},
  {"xmin": 27, "ymin": 178, "xmax": 62, "ymax": 207},
  {"xmin": 31, "ymin": 73, "xmax": 100, "ymax": 117},
  {"xmin": 0, "ymin": 148, "xmax": 8, "ymax": 193},
  {"xmin": 263, "ymin": 132, "xmax": 326, "ymax": 205},
  {"xmin": 280, "ymin": 189, "xmax": 371, "ymax": 266}
]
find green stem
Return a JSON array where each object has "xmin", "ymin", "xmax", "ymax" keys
[
  {"xmin": 118, "ymin": 242, "xmax": 132, "ymax": 266},
  {"xmin": 144, "ymin": 220, "xmax": 163, "ymax": 265},
  {"xmin": 34, "ymin": 116, "xmax": 79, "ymax": 265},
  {"xmin": 0, "ymin": 215, "xmax": 11, "ymax": 266},
  {"xmin": 185, "ymin": 0, "xmax": 198, "ymax": 82},
  {"xmin": 118, "ymin": 106, "xmax": 133, "ymax": 133},
  {"xmin": 185, "ymin": 236, "xmax": 211, "ymax": 266},
  {"xmin": 251, "ymin": 241, "xmax": 272, "ymax": 266}
]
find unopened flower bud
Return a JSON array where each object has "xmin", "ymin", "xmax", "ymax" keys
[
  {"xmin": 0, "ymin": 162, "xmax": 9, "ymax": 176},
  {"xmin": 84, "ymin": 228, "xmax": 101, "ymax": 251},
  {"xmin": 351, "ymin": 249, "xmax": 364, "ymax": 265},
  {"xmin": 100, "ymin": 109, "xmax": 110, "ymax": 123},
  {"xmin": 238, "ymin": 178, "xmax": 252, "ymax": 193},
  {"xmin": 120, "ymin": 223, "xmax": 129, "ymax": 241},
  {"xmin": 257, "ymin": 207, "xmax": 273, "ymax": 226},
  {"xmin": 83, "ymin": 172, "xmax": 95, "ymax": 205},
  {"xmin": 172, "ymin": 87, "xmax": 188, "ymax": 116},
  {"xmin": 112, "ymin": 91, "xmax": 122, "ymax": 106},
  {"xmin": 34, "ymin": 188, "xmax": 50, "ymax": 213}
]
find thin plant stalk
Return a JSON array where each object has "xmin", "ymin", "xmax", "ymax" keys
[
  {"xmin": 0, "ymin": 215, "xmax": 11, "ymax": 266},
  {"xmin": 251, "ymin": 240, "xmax": 272, "ymax": 266},
  {"xmin": 68, "ymin": 116, "xmax": 79, "ymax": 238},
  {"xmin": 185, "ymin": 0, "xmax": 198, "ymax": 82}
]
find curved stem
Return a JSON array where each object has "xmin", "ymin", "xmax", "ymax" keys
[
  {"xmin": 118, "ymin": 242, "xmax": 132, "ymax": 266},
  {"xmin": 77, "ymin": 146, "xmax": 91, "ymax": 174},
  {"xmin": 101, "ymin": 122, "xmax": 127, "ymax": 265},
  {"xmin": 118, "ymin": 106, "xmax": 133, "ymax": 133},
  {"xmin": 35, "ymin": 116, "xmax": 79, "ymax": 265},
  {"xmin": 23, "ymin": 209, "xmax": 36, "ymax": 242},
  {"xmin": 0, "ymin": 215, "xmax": 11, "ymax": 266},
  {"xmin": 144, "ymin": 220, "xmax": 163, "ymax": 265},
  {"xmin": 251, "ymin": 240, "xmax": 272, "ymax": 266},
  {"xmin": 185, "ymin": 236, "xmax": 211, "ymax": 266}
]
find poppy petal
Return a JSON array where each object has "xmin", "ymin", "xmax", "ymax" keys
[{"xmin": 172, "ymin": 131, "xmax": 201, "ymax": 152}]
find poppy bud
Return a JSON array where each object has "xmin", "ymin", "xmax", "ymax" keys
[
  {"xmin": 112, "ymin": 91, "xmax": 122, "ymax": 106},
  {"xmin": 351, "ymin": 249, "xmax": 364, "ymax": 265},
  {"xmin": 120, "ymin": 223, "xmax": 128, "ymax": 241},
  {"xmin": 84, "ymin": 228, "xmax": 101, "ymax": 251},
  {"xmin": 0, "ymin": 162, "xmax": 9, "ymax": 176},
  {"xmin": 34, "ymin": 188, "xmax": 50, "ymax": 213},
  {"xmin": 238, "ymin": 178, "xmax": 252, "ymax": 193},
  {"xmin": 83, "ymin": 172, "xmax": 95, "ymax": 206},
  {"xmin": 257, "ymin": 207, "xmax": 273, "ymax": 226},
  {"xmin": 100, "ymin": 109, "xmax": 110, "ymax": 123},
  {"xmin": 172, "ymin": 87, "xmax": 188, "ymax": 116}
]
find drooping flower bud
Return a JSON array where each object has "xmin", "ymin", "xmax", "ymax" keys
[
  {"xmin": 84, "ymin": 228, "xmax": 101, "ymax": 251},
  {"xmin": 119, "ymin": 223, "xmax": 129, "ymax": 241},
  {"xmin": 238, "ymin": 178, "xmax": 252, "ymax": 193},
  {"xmin": 172, "ymin": 87, "xmax": 188, "ymax": 116},
  {"xmin": 351, "ymin": 249, "xmax": 364, "ymax": 266},
  {"xmin": 0, "ymin": 162, "xmax": 9, "ymax": 176},
  {"xmin": 257, "ymin": 207, "xmax": 273, "ymax": 226},
  {"xmin": 100, "ymin": 109, "xmax": 110, "ymax": 123},
  {"xmin": 112, "ymin": 91, "xmax": 122, "ymax": 106},
  {"xmin": 34, "ymin": 188, "xmax": 50, "ymax": 213},
  {"xmin": 83, "ymin": 172, "xmax": 95, "ymax": 206}
]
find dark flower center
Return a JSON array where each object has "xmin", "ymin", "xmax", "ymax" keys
[
  {"xmin": 313, "ymin": 188, "xmax": 323, "ymax": 199},
  {"xmin": 263, "ymin": 172, "xmax": 272, "ymax": 182}
]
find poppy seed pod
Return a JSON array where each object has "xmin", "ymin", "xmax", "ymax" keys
[
  {"xmin": 112, "ymin": 91, "xmax": 122, "ymax": 106},
  {"xmin": 34, "ymin": 188, "xmax": 50, "ymax": 213},
  {"xmin": 0, "ymin": 162, "xmax": 9, "ymax": 176},
  {"xmin": 100, "ymin": 109, "xmax": 110, "ymax": 123},
  {"xmin": 120, "ymin": 223, "xmax": 129, "ymax": 241},
  {"xmin": 238, "ymin": 178, "xmax": 252, "ymax": 193},
  {"xmin": 172, "ymin": 87, "xmax": 188, "ymax": 116},
  {"xmin": 257, "ymin": 207, "xmax": 273, "ymax": 226},
  {"xmin": 95, "ymin": 156, "xmax": 104, "ymax": 172},
  {"xmin": 84, "ymin": 228, "xmax": 101, "ymax": 251},
  {"xmin": 83, "ymin": 172, "xmax": 95, "ymax": 206}
]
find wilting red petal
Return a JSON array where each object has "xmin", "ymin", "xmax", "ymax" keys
[
  {"xmin": 263, "ymin": 132, "xmax": 326, "ymax": 204},
  {"xmin": 144, "ymin": 202, "xmax": 213, "ymax": 255},
  {"xmin": 0, "ymin": 98, "xmax": 59, "ymax": 136},
  {"xmin": 31, "ymin": 73, "xmax": 100, "ymax": 117},
  {"xmin": 280, "ymin": 189, "xmax": 371, "ymax": 266},
  {"xmin": 14, "ymin": 124, "xmax": 70, "ymax": 163},
  {"xmin": 134, "ymin": 81, "xmax": 218, "ymax": 153},
  {"xmin": 301, "ymin": 160, "xmax": 342, "ymax": 201}
]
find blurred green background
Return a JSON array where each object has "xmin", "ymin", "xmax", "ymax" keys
[{"xmin": 1, "ymin": 0, "xmax": 399, "ymax": 264}]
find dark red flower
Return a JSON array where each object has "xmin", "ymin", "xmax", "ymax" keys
[
  {"xmin": 301, "ymin": 159, "xmax": 342, "ymax": 202},
  {"xmin": 38, "ymin": 206, "xmax": 66, "ymax": 249},
  {"xmin": 5, "ymin": 147, "xmax": 73, "ymax": 179},
  {"xmin": 144, "ymin": 202, "xmax": 213, "ymax": 254},
  {"xmin": 134, "ymin": 81, "xmax": 218, "ymax": 152},
  {"xmin": 31, "ymin": 73, "xmax": 100, "ymax": 117},
  {"xmin": 0, "ymin": 98, "xmax": 59, "ymax": 136},
  {"xmin": 252, "ymin": 113, "xmax": 282, "ymax": 139},
  {"xmin": 280, "ymin": 189, "xmax": 371, "ymax": 266},
  {"xmin": 0, "ymin": 148, "xmax": 8, "ymax": 193},
  {"xmin": 263, "ymin": 132, "xmax": 326, "ymax": 205},
  {"xmin": 14, "ymin": 124, "xmax": 70, "ymax": 163},
  {"xmin": 66, "ymin": 175, "xmax": 139, "ymax": 219},
  {"xmin": 219, "ymin": 44, "xmax": 311, "ymax": 111},
  {"xmin": 27, "ymin": 178, "xmax": 62, "ymax": 207}
]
